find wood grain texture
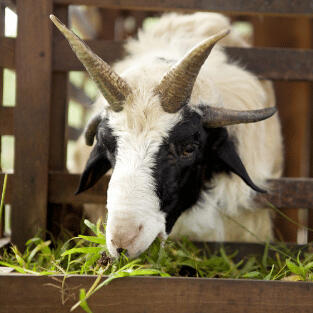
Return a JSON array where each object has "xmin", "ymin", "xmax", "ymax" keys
[
  {"xmin": 0, "ymin": 0, "xmax": 16, "ymax": 12},
  {"xmin": 12, "ymin": 0, "xmax": 53, "ymax": 249},
  {"xmin": 0, "ymin": 3, "xmax": 4, "ymax": 237},
  {"xmin": 0, "ymin": 107, "xmax": 14, "ymax": 135},
  {"xmin": 53, "ymin": 40, "xmax": 313, "ymax": 81},
  {"xmin": 0, "ymin": 37, "xmax": 15, "ymax": 68},
  {"xmin": 2, "ymin": 173, "xmax": 313, "ymax": 209},
  {"xmin": 50, "ymin": 5, "xmax": 69, "ymax": 172},
  {"xmin": 4, "ymin": 37, "xmax": 313, "ymax": 81},
  {"xmin": 1, "ymin": 274, "xmax": 313, "ymax": 313},
  {"xmin": 53, "ymin": 0, "xmax": 313, "ymax": 16}
]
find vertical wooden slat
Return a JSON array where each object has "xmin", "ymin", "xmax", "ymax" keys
[
  {"xmin": 253, "ymin": 17, "xmax": 312, "ymax": 242},
  {"xmin": 47, "ymin": 4, "xmax": 73, "ymax": 236},
  {"xmin": 49, "ymin": 5, "xmax": 68, "ymax": 172},
  {"xmin": 308, "ymin": 18, "xmax": 313, "ymax": 241},
  {"xmin": 12, "ymin": 0, "xmax": 53, "ymax": 249},
  {"xmin": 0, "ymin": 3, "xmax": 5, "ymax": 238}
]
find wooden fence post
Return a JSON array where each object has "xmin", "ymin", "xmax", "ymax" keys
[
  {"xmin": 0, "ymin": 4, "xmax": 5, "ymax": 238},
  {"xmin": 253, "ymin": 16, "xmax": 312, "ymax": 242},
  {"xmin": 12, "ymin": 0, "xmax": 53, "ymax": 248}
]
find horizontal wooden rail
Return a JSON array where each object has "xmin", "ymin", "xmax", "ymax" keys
[
  {"xmin": 0, "ymin": 0, "xmax": 16, "ymax": 12},
  {"xmin": 68, "ymin": 126, "xmax": 82, "ymax": 141},
  {"xmin": 0, "ymin": 107, "xmax": 80, "ymax": 138},
  {"xmin": 54, "ymin": 42, "xmax": 313, "ymax": 81},
  {"xmin": 1, "ymin": 173, "xmax": 313, "ymax": 209},
  {"xmin": 1, "ymin": 274, "xmax": 313, "ymax": 313},
  {"xmin": 53, "ymin": 0, "xmax": 313, "ymax": 16},
  {"xmin": 2, "ymin": 37, "xmax": 313, "ymax": 81},
  {"xmin": 0, "ymin": 107, "xmax": 14, "ymax": 135},
  {"xmin": 0, "ymin": 37, "xmax": 15, "ymax": 69}
]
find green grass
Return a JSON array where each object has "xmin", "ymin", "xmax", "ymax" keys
[{"xmin": 1, "ymin": 218, "xmax": 313, "ymax": 312}]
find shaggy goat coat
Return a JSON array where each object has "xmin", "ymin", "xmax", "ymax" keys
[{"xmin": 71, "ymin": 12, "xmax": 283, "ymax": 243}]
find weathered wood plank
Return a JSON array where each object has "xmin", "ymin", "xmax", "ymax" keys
[
  {"xmin": 3, "ymin": 172, "xmax": 313, "ymax": 209},
  {"xmin": 48, "ymin": 172, "xmax": 110, "ymax": 205},
  {"xmin": 0, "ymin": 107, "xmax": 13, "ymax": 135},
  {"xmin": 1, "ymin": 274, "xmax": 313, "ymax": 313},
  {"xmin": 53, "ymin": 39, "xmax": 124, "ymax": 71},
  {"xmin": 53, "ymin": 40, "xmax": 313, "ymax": 81},
  {"xmin": 68, "ymin": 125, "xmax": 82, "ymax": 140},
  {"xmin": 0, "ymin": 3, "xmax": 4, "ymax": 237},
  {"xmin": 12, "ymin": 0, "xmax": 53, "ymax": 249},
  {"xmin": 48, "ymin": 173, "xmax": 313, "ymax": 209},
  {"xmin": 0, "ymin": 37, "xmax": 15, "ymax": 69},
  {"xmin": 256, "ymin": 178, "xmax": 313, "ymax": 209},
  {"xmin": 0, "ymin": 0, "xmax": 16, "ymax": 12},
  {"xmin": 53, "ymin": 0, "xmax": 313, "ymax": 16},
  {"xmin": 50, "ymin": 5, "xmax": 69, "ymax": 172},
  {"xmin": 4, "ymin": 37, "xmax": 313, "ymax": 81}
]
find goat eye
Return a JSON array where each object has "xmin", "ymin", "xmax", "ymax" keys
[{"xmin": 182, "ymin": 144, "xmax": 195, "ymax": 157}]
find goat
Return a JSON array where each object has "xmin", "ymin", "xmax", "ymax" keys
[{"xmin": 51, "ymin": 12, "xmax": 283, "ymax": 258}]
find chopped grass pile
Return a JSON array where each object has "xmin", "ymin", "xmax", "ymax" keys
[{"xmin": 1, "ymin": 219, "xmax": 313, "ymax": 312}]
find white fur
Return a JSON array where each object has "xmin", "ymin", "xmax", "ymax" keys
[{"xmin": 71, "ymin": 13, "xmax": 283, "ymax": 257}]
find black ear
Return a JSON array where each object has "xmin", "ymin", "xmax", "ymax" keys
[
  {"xmin": 210, "ymin": 128, "xmax": 266, "ymax": 193},
  {"xmin": 75, "ymin": 144, "xmax": 111, "ymax": 195}
]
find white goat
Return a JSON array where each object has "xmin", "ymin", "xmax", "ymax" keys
[{"xmin": 52, "ymin": 12, "xmax": 283, "ymax": 258}]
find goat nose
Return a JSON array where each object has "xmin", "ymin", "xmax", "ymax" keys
[{"xmin": 116, "ymin": 248, "xmax": 126, "ymax": 255}]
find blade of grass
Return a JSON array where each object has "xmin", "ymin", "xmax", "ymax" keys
[{"xmin": 0, "ymin": 174, "xmax": 8, "ymax": 231}]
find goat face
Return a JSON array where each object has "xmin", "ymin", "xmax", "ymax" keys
[
  {"xmin": 50, "ymin": 15, "xmax": 276, "ymax": 258},
  {"xmin": 77, "ymin": 103, "xmax": 267, "ymax": 258}
]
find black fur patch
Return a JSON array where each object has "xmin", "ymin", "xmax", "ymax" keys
[
  {"xmin": 76, "ymin": 119, "xmax": 116, "ymax": 194},
  {"xmin": 153, "ymin": 107, "xmax": 264, "ymax": 234}
]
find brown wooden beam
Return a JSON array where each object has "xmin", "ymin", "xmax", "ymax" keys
[
  {"xmin": 53, "ymin": 0, "xmax": 313, "ymax": 16},
  {"xmin": 3, "ymin": 36, "xmax": 313, "ymax": 81},
  {"xmin": 53, "ymin": 40, "xmax": 313, "ymax": 81},
  {"xmin": 0, "ymin": 37, "xmax": 15, "ymax": 69},
  {"xmin": 12, "ymin": 0, "xmax": 53, "ymax": 249},
  {"xmin": 0, "ymin": 107, "xmax": 13, "ymax": 135},
  {"xmin": 1, "ymin": 274, "xmax": 313, "ymax": 313},
  {"xmin": 0, "ymin": 0, "xmax": 16, "ymax": 12},
  {"xmin": 3, "ymin": 172, "xmax": 313, "ymax": 209},
  {"xmin": 0, "ymin": 3, "xmax": 4, "ymax": 237}
]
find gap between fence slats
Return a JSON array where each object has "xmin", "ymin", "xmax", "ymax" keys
[{"xmin": 53, "ymin": 0, "xmax": 313, "ymax": 16}]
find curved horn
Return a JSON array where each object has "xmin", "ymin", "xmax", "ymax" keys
[
  {"xmin": 84, "ymin": 114, "xmax": 102, "ymax": 146},
  {"xmin": 154, "ymin": 29, "xmax": 230, "ymax": 113},
  {"xmin": 202, "ymin": 106, "xmax": 277, "ymax": 128},
  {"xmin": 50, "ymin": 15, "xmax": 131, "ymax": 112}
]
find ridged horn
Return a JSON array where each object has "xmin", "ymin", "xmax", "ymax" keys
[
  {"xmin": 84, "ymin": 114, "xmax": 102, "ymax": 146},
  {"xmin": 154, "ymin": 29, "xmax": 230, "ymax": 113},
  {"xmin": 50, "ymin": 14, "xmax": 131, "ymax": 112},
  {"xmin": 202, "ymin": 106, "xmax": 277, "ymax": 127}
]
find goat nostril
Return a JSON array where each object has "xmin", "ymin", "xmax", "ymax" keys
[
  {"xmin": 116, "ymin": 248, "xmax": 124, "ymax": 254},
  {"xmin": 138, "ymin": 224, "xmax": 143, "ymax": 231}
]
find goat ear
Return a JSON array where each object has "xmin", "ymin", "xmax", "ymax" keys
[
  {"xmin": 213, "ymin": 131, "xmax": 266, "ymax": 193},
  {"xmin": 75, "ymin": 144, "xmax": 111, "ymax": 195}
]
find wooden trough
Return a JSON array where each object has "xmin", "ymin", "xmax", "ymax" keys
[
  {"xmin": 1, "ymin": 274, "xmax": 313, "ymax": 313},
  {"xmin": 1, "ymin": 241, "xmax": 313, "ymax": 313},
  {"xmin": 0, "ymin": 1, "xmax": 313, "ymax": 313}
]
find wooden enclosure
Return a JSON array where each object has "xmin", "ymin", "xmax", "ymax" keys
[
  {"xmin": 0, "ymin": 1, "xmax": 313, "ymax": 313},
  {"xmin": 0, "ymin": 1, "xmax": 312, "ymax": 247}
]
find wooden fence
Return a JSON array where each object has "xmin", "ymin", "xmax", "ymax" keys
[{"xmin": 0, "ymin": 0, "xmax": 312, "ymax": 248}]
